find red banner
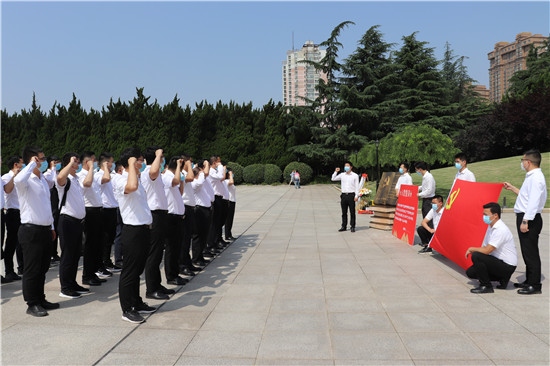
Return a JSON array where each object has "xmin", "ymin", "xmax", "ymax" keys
[
  {"xmin": 429, "ymin": 180, "xmax": 503, "ymax": 270},
  {"xmin": 392, "ymin": 184, "xmax": 419, "ymax": 245}
]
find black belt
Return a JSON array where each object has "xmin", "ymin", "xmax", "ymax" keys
[
  {"xmin": 60, "ymin": 214, "xmax": 84, "ymax": 223},
  {"xmin": 101, "ymin": 207, "xmax": 117, "ymax": 211},
  {"xmin": 167, "ymin": 213, "xmax": 184, "ymax": 219},
  {"xmin": 124, "ymin": 223, "xmax": 152, "ymax": 229},
  {"xmin": 6, "ymin": 208, "xmax": 20, "ymax": 212},
  {"xmin": 423, "ymin": 197, "xmax": 434, "ymax": 200},
  {"xmin": 86, "ymin": 207, "xmax": 102, "ymax": 211},
  {"xmin": 342, "ymin": 192, "xmax": 355, "ymax": 195},
  {"xmin": 152, "ymin": 209, "xmax": 168, "ymax": 214},
  {"xmin": 21, "ymin": 223, "xmax": 50, "ymax": 229}
]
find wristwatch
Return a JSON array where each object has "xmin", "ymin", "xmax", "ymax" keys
[{"xmin": 522, "ymin": 220, "xmax": 528, "ymax": 224}]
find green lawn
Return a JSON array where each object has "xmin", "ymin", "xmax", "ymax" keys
[{"xmin": 406, "ymin": 152, "xmax": 550, "ymax": 208}]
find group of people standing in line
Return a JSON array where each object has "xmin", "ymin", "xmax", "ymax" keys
[
  {"xmin": 332, "ymin": 150, "xmax": 547, "ymax": 295},
  {"xmin": 1, "ymin": 146, "xmax": 237, "ymax": 323}
]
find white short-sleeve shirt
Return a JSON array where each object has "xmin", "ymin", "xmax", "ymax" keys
[{"xmin": 482, "ymin": 219, "xmax": 517, "ymax": 266}]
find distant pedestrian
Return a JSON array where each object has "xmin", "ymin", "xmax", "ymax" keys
[
  {"xmin": 415, "ymin": 161, "xmax": 436, "ymax": 218},
  {"xmin": 289, "ymin": 170, "xmax": 296, "ymax": 186},
  {"xmin": 294, "ymin": 170, "xmax": 301, "ymax": 189}
]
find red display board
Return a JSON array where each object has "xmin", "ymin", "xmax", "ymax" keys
[
  {"xmin": 392, "ymin": 184, "xmax": 419, "ymax": 245},
  {"xmin": 429, "ymin": 180, "xmax": 504, "ymax": 270}
]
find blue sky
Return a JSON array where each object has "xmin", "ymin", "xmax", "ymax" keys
[{"xmin": 2, "ymin": 1, "xmax": 548, "ymax": 113}]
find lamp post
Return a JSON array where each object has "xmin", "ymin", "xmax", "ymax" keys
[
  {"xmin": 354, "ymin": 150, "xmax": 358, "ymax": 166},
  {"xmin": 375, "ymin": 140, "xmax": 380, "ymax": 191}
]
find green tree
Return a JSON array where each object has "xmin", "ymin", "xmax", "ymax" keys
[{"xmin": 507, "ymin": 38, "xmax": 550, "ymax": 99}]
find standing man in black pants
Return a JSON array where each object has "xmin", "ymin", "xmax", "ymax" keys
[
  {"xmin": 224, "ymin": 168, "xmax": 237, "ymax": 241},
  {"xmin": 332, "ymin": 162, "xmax": 360, "ymax": 233},
  {"xmin": 56, "ymin": 153, "xmax": 89, "ymax": 299},
  {"xmin": 141, "ymin": 146, "xmax": 173, "ymax": 300},
  {"xmin": 504, "ymin": 149, "xmax": 547, "ymax": 295},
  {"xmin": 192, "ymin": 162, "xmax": 212, "ymax": 267},
  {"xmin": 415, "ymin": 161, "xmax": 436, "ymax": 218},
  {"xmin": 15, "ymin": 146, "xmax": 59, "ymax": 317},
  {"xmin": 2, "ymin": 155, "xmax": 23, "ymax": 282},
  {"xmin": 45, "ymin": 155, "xmax": 61, "ymax": 266},
  {"xmin": 112, "ymin": 148, "xmax": 156, "ymax": 324},
  {"xmin": 180, "ymin": 155, "xmax": 198, "ymax": 275}
]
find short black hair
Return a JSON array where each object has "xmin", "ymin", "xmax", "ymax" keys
[
  {"xmin": 7, "ymin": 155, "xmax": 22, "ymax": 169},
  {"xmin": 483, "ymin": 202, "xmax": 501, "ymax": 218},
  {"xmin": 22, "ymin": 146, "xmax": 43, "ymax": 165},
  {"xmin": 192, "ymin": 167, "xmax": 201, "ymax": 176},
  {"xmin": 399, "ymin": 162, "xmax": 409, "ymax": 170},
  {"xmin": 98, "ymin": 152, "xmax": 114, "ymax": 165},
  {"xmin": 47, "ymin": 155, "xmax": 60, "ymax": 165},
  {"xmin": 143, "ymin": 146, "xmax": 163, "ymax": 165},
  {"xmin": 168, "ymin": 156, "xmax": 181, "ymax": 171},
  {"xmin": 119, "ymin": 148, "xmax": 142, "ymax": 169},
  {"xmin": 524, "ymin": 149, "xmax": 541, "ymax": 167},
  {"xmin": 62, "ymin": 152, "xmax": 79, "ymax": 169},
  {"xmin": 209, "ymin": 156, "xmax": 218, "ymax": 165},
  {"xmin": 414, "ymin": 161, "xmax": 428, "ymax": 171},
  {"xmin": 80, "ymin": 151, "xmax": 95, "ymax": 163},
  {"xmin": 432, "ymin": 195, "xmax": 443, "ymax": 203},
  {"xmin": 454, "ymin": 152, "xmax": 468, "ymax": 162},
  {"xmin": 344, "ymin": 161, "xmax": 353, "ymax": 167},
  {"xmin": 181, "ymin": 153, "xmax": 191, "ymax": 162}
]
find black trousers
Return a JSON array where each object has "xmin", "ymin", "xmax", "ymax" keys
[
  {"xmin": 207, "ymin": 195, "xmax": 224, "ymax": 248},
  {"xmin": 165, "ymin": 213, "xmax": 184, "ymax": 281},
  {"xmin": 221, "ymin": 199, "xmax": 229, "ymax": 238},
  {"xmin": 192, "ymin": 206, "xmax": 210, "ymax": 261},
  {"xmin": 83, "ymin": 207, "xmax": 102, "ymax": 280},
  {"xmin": 18, "ymin": 224, "xmax": 51, "ymax": 306},
  {"xmin": 145, "ymin": 210, "xmax": 167, "ymax": 293},
  {"xmin": 119, "ymin": 224, "xmax": 150, "ymax": 312},
  {"xmin": 100, "ymin": 208, "xmax": 118, "ymax": 266},
  {"xmin": 50, "ymin": 211, "xmax": 59, "ymax": 259},
  {"xmin": 113, "ymin": 208, "xmax": 123, "ymax": 264},
  {"xmin": 416, "ymin": 222, "xmax": 434, "ymax": 245},
  {"xmin": 516, "ymin": 213, "xmax": 543, "ymax": 286},
  {"xmin": 340, "ymin": 193, "xmax": 356, "ymax": 228},
  {"xmin": 421, "ymin": 198, "xmax": 433, "ymax": 218},
  {"xmin": 180, "ymin": 206, "xmax": 195, "ymax": 268},
  {"xmin": 58, "ymin": 215, "xmax": 83, "ymax": 292},
  {"xmin": 466, "ymin": 251, "xmax": 516, "ymax": 287},
  {"xmin": 4, "ymin": 209, "xmax": 21, "ymax": 274},
  {"xmin": 225, "ymin": 201, "xmax": 236, "ymax": 239}
]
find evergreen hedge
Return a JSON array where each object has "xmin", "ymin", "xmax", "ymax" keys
[
  {"xmin": 243, "ymin": 164, "xmax": 265, "ymax": 184},
  {"xmin": 264, "ymin": 164, "xmax": 282, "ymax": 184},
  {"xmin": 226, "ymin": 161, "xmax": 244, "ymax": 184},
  {"xmin": 284, "ymin": 162, "xmax": 313, "ymax": 185}
]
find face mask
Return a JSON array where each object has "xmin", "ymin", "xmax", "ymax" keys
[
  {"xmin": 38, "ymin": 161, "xmax": 48, "ymax": 173},
  {"xmin": 432, "ymin": 203, "xmax": 439, "ymax": 211},
  {"xmin": 180, "ymin": 173, "xmax": 185, "ymax": 181},
  {"xmin": 416, "ymin": 171, "xmax": 422, "ymax": 176},
  {"xmin": 161, "ymin": 158, "xmax": 166, "ymax": 169},
  {"xmin": 455, "ymin": 162, "xmax": 462, "ymax": 170},
  {"xmin": 344, "ymin": 166, "xmax": 350, "ymax": 172},
  {"xmin": 55, "ymin": 163, "xmax": 62, "ymax": 171},
  {"xmin": 483, "ymin": 215, "xmax": 493, "ymax": 225},
  {"xmin": 110, "ymin": 165, "xmax": 115, "ymax": 173},
  {"xmin": 93, "ymin": 162, "xmax": 98, "ymax": 170},
  {"xmin": 22, "ymin": 164, "xmax": 26, "ymax": 168},
  {"xmin": 399, "ymin": 168, "xmax": 404, "ymax": 174},
  {"xmin": 139, "ymin": 162, "xmax": 146, "ymax": 172},
  {"xmin": 76, "ymin": 164, "xmax": 82, "ymax": 173},
  {"xmin": 520, "ymin": 160, "xmax": 526, "ymax": 171}
]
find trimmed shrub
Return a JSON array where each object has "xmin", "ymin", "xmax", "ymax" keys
[
  {"xmin": 243, "ymin": 164, "xmax": 265, "ymax": 184},
  {"xmin": 227, "ymin": 161, "xmax": 244, "ymax": 185},
  {"xmin": 283, "ymin": 162, "xmax": 313, "ymax": 185},
  {"xmin": 264, "ymin": 164, "xmax": 282, "ymax": 184}
]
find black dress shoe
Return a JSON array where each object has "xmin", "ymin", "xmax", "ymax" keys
[
  {"xmin": 470, "ymin": 285, "xmax": 494, "ymax": 294},
  {"xmin": 350, "ymin": 227, "xmax": 356, "ymax": 233},
  {"xmin": 1, "ymin": 276, "xmax": 13, "ymax": 284},
  {"xmin": 83, "ymin": 278, "xmax": 102, "ymax": 286},
  {"xmin": 513, "ymin": 282, "xmax": 528, "ymax": 288},
  {"xmin": 159, "ymin": 286, "xmax": 176, "ymax": 294},
  {"xmin": 41, "ymin": 300, "xmax": 60, "ymax": 310},
  {"xmin": 219, "ymin": 239, "xmax": 229, "ymax": 245},
  {"xmin": 418, "ymin": 246, "xmax": 433, "ymax": 253},
  {"xmin": 5, "ymin": 272, "xmax": 21, "ymax": 281},
  {"xmin": 338, "ymin": 227, "xmax": 346, "ymax": 232},
  {"xmin": 192, "ymin": 260, "xmax": 207, "ymax": 267},
  {"xmin": 167, "ymin": 277, "xmax": 189, "ymax": 286},
  {"xmin": 188, "ymin": 265, "xmax": 202, "ymax": 272},
  {"xmin": 216, "ymin": 243, "xmax": 225, "ymax": 250},
  {"xmin": 496, "ymin": 280, "xmax": 509, "ymax": 289},
  {"xmin": 146, "ymin": 291, "xmax": 170, "ymax": 300},
  {"xmin": 517, "ymin": 285, "xmax": 542, "ymax": 295},
  {"xmin": 180, "ymin": 268, "xmax": 196, "ymax": 277},
  {"xmin": 27, "ymin": 304, "xmax": 48, "ymax": 317}
]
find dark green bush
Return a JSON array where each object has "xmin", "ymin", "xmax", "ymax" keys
[
  {"xmin": 283, "ymin": 162, "xmax": 313, "ymax": 185},
  {"xmin": 264, "ymin": 164, "xmax": 282, "ymax": 184},
  {"xmin": 243, "ymin": 164, "xmax": 265, "ymax": 184},
  {"xmin": 226, "ymin": 161, "xmax": 244, "ymax": 184}
]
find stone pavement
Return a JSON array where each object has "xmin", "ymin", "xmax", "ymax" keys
[{"xmin": 1, "ymin": 185, "xmax": 549, "ymax": 365}]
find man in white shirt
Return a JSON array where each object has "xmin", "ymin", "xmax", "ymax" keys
[
  {"xmin": 46, "ymin": 155, "xmax": 61, "ymax": 266},
  {"xmin": 77, "ymin": 151, "xmax": 107, "ymax": 286},
  {"xmin": 113, "ymin": 148, "xmax": 156, "ymax": 324},
  {"xmin": 504, "ymin": 149, "xmax": 547, "ymax": 295},
  {"xmin": 415, "ymin": 161, "xmax": 436, "ymax": 218},
  {"xmin": 112, "ymin": 160, "xmax": 125, "ymax": 268},
  {"xmin": 207, "ymin": 156, "xmax": 227, "ymax": 252},
  {"xmin": 453, "ymin": 152, "xmax": 476, "ymax": 186},
  {"xmin": 15, "ymin": 146, "xmax": 58, "ymax": 317},
  {"xmin": 417, "ymin": 195, "xmax": 444, "ymax": 254},
  {"xmin": 179, "ymin": 154, "xmax": 198, "ymax": 275},
  {"xmin": 56, "ymin": 153, "xmax": 89, "ymax": 299},
  {"xmin": 2, "ymin": 155, "xmax": 24, "ymax": 282},
  {"xmin": 161, "ymin": 156, "xmax": 189, "ymax": 286},
  {"xmin": 192, "ymin": 161, "xmax": 212, "ymax": 266},
  {"xmin": 395, "ymin": 162, "xmax": 413, "ymax": 196},
  {"xmin": 465, "ymin": 202, "xmax": 517, "ymax": 293},
  {"xmin": 332, "ymin": 161, "xmax": 360, "ymax": 233},
  {"xmin": 224, "ymin": 168, "xmax": 237, "ymax": 241}
]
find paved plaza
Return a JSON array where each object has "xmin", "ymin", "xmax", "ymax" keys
[{"xmin": 1, "ymin": 185, "xmax": 549, "ymax": 365}]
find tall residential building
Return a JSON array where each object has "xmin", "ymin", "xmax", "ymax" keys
[
  {"xmin": 282, "ymin": 41, "xmax": 327, "ymax": 107},
  {"xmin": 488, "ymin": 32, "xmax": 547, "ymax": 103}
]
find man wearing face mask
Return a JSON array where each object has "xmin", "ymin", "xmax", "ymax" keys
[
  {"xmin": 45, "ymin": 155, "xmax": 62, "ymax": 266},
  {"xmin": 465, "ymin": 202, "xmax": 517, "ymax": 293},
  {"xmin": 395, "ymin": 162, "xmax": 413, "ymax": 196},
  {"xmin": 452, "ymin": 153, "xmax": 476, "ymax": 186},
  {"xmin": 417, "ymin": 195, "xmax": 444, "ymax": 253},
  {"xmin": 415, "ymin": 161, "xmax": 436, "ymax": 218},
  {"xmin": 14, "ymin": 146, "xmax": 58, "ymax": 317},
  {"xmin": 332, "ymin": 162, "xmax": 360, "ymax": 233},
  {"xmin": 504, "ymin": 149, "xmax": 547, "ymax": 295}
]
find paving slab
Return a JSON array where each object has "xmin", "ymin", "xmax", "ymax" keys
[{"xmin": 1, "ymin": 185, "xmax": 548, "ymax": 365}]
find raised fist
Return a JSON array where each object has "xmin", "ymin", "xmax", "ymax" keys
[{"xmin": 335, "ymin": 167, "xmax": 340, "ymax": 173}]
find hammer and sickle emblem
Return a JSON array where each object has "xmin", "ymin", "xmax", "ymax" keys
[
  {"xmin": 384, "ymin": 177, "xmax": 390, "ymax": 185},
  {"xmin": 445, "ymin": 188, "xmax": 460, "ymax": 210}
]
